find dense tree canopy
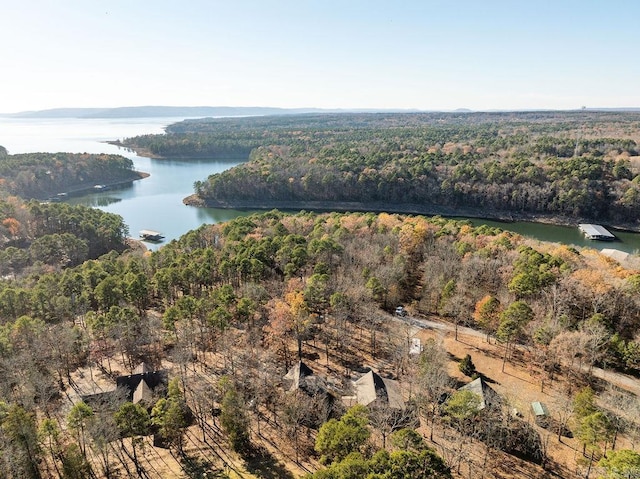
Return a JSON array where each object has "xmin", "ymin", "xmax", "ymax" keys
[
  {"xmin": 121, "ymin": 111, "xmax": 640, "ymax": 226},
  {"xmin": 0, "ymin": 205, "xmax": 639, "ymax": 477},
  {"xmin": 0, "ymin": 150, "xmax": 139, "ymax": 199},
  {"xmin": 0, "ymin": 197, "xmax": 129, "ymax": 275},
  {"xmin": 7, "ymin": 111, "xmax": 640, "ymax": 477}
]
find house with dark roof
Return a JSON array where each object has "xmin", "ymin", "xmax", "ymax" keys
[
  {"xmin": 283, "ymin": 361, "xmax": 338, "ymax": 423},
  {"xmin": 81, "ymin": 362, "xmax": 167, "ymax": 408},
  {"xmin": 115, "ymin": 362, "xmax": 168, "ymax": 405},
  {"xmin": 284, "ymin": 361, "xmax": 328, "ymax": 395}
]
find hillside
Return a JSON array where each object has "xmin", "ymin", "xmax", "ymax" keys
[
  {"xmin": 120, "ymin": 111, "xmax": 640, "ymax": 229},
  {"xmin": 0, "ymin": 149, "xmax": 144, "ymax": 200},
  {"xmin": 2, "ymin": 210, "xmax": 640, "ymax": 478}
]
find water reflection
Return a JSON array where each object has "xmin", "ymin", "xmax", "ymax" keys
[
  {"xmin": 72, "ymin": 196, "xmax": 123, "ymax": 208},
  {"xmin": 465, "ymin": 218, "xmax": 640, "ymax": 254},
  {"xmin": 194, "ymin": 207, "xmax": 262, "ymax": 224}
]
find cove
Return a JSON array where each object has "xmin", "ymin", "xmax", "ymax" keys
[{"xmin": 2, "ymin": 116, "xmax": 640, "ymax": 254}]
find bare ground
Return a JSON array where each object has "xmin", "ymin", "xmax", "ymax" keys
[{"xmin": 60, "ymin": 307, "xmax": 640, "ymax": 479}]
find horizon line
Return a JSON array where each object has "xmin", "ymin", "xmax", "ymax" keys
[{"xmin": 3, "ymin": 105, "xmax": 640, "ymax": 117}]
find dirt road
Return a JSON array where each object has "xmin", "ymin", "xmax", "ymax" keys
[{"xmin": 397, "ymin": 313, "xmax": 640, "ymax": 397}]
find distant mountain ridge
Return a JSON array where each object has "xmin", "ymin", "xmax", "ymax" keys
[
  {"xmin": 5, "ymin": 106, "xmax": 640, "ymax": 119},
  {"xmin": 1, "ymin": 106, "xmax": 334, "ymax": 119}
]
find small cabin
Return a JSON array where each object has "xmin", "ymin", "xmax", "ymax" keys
[{"xmin": 457, "ymin": 377, "xmax": 500, "ymax": 411}]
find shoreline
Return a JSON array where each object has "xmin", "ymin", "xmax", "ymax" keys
[
  {"xmin": 107, "ymin": 140, "xmax": 161, "ymax": 159},
  {"xmin": 183, "ymin": 195, "xmax": 640, "ymax": 234},
  {"xmin": 106, "ymin": 141, "xmax": 250, "ymax": 161},
  {"xmin": 42, "ymin": 171, "xmax": 149, "ymax": 201},
  {"xmin": 116, "ymin": 141, "xmax": 640, "ymax": 235}
]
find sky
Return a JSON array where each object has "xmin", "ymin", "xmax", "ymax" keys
[{"xmin": 2, "ymin": 0, "xmax": 640, "ymax": 112}]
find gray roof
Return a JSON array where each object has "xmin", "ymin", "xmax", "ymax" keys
[
  {"xmin": 578, "ymin": 224, "xmax": 615, "ymax": 239},
  {"xmin": 353, "ymin": 370, "xmax": 404, "ymax": 409},
  {"xmin": 284, "ymin": 361, "xmax": 327, "ymax": 395},
  {"xmin": 458, "ymin": 377, "xmax": 499, "ymax": 410}
]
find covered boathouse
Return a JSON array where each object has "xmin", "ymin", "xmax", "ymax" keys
[
  {"xmin": 578, "ymin": 224, "xmax": 616, "ymax": 241},
  {"xmin": 139, "ymin": 230, "xmax": 165, "ymax": 242}
]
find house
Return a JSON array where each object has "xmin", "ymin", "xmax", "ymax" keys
[
  {"xmin": 457, "ymin": 377, "xmax": 500, "ymax": 411},
  {"xmin": 283, "ymin": 361, "xmax": 328, "ymax": 396},
  {"xmin": 115, "ymin": 362, "xmax": 168, "ymax": 405},
  {"xmin": 82, "ymin": 362, "xmax": 168, "ymax": 408},
  {"xmin": 283, "ymin": 361, "xmax": 338, "ymax": 423},
  {"xmin": 345, "ymin": 369, "xmax": 404, "ymax": 410}
]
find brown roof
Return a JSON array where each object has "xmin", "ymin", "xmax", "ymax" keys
[
  {"xmin": 133, "ymin": 362, "xmax": 153, "ymax": 375},
  {"xmin": 116, "ymin": 369, "xmax": 167, "ymax": 403},
  {"xmin": 133, "ymin": 377, "xmax": 154, "ymax": 404}
]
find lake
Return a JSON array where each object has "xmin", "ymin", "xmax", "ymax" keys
[
  {"xmin": 0, "ymin": 117, "xmax": 256, "ymax": 249},
  {"xmin": 2, "ymin": 116, "xmax": 640, "ymax": 254}
]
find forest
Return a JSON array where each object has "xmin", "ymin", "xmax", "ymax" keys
[
  {"xmin": 0, "ymin": 147, "xmax": 143, "ymax": 200},
  {"xmin": 4, "ymin": 110, "xmax": 640, "ymax": 478},
  {"xmin": 2, "ymin": 191, "xmax": 640, "ymax": 477},
  {"xmin": 121, "ymin": 111, "xmax": 640, "ymax": 227},
  {"xmin": 0, "ymin": 196, "xmax": 130, "ymax": 275}
]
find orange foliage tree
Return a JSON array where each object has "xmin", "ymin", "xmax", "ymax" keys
[
  {"xmin": 473, "ymin": 295, "xmax": 501, "ymax": 342},
  {"xmin": 2, "ymin": 217, "xmax": 21, "ymax": 237}
]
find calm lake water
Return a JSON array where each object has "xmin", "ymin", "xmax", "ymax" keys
[
  {"xmin": 0, "ymin": 117, "xmax": 255, "ymax": 249},
  {"xmin": 2, "ymin": 116, "xmax": 640, "ymax": 254}
]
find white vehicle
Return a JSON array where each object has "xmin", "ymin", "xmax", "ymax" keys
[{"xmin": 395, "ymin": 306, "xmax": 407, "ymax": 317}]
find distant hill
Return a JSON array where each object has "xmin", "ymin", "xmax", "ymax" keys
[
  {"xmin": 1, "ymin": 106, "xmax": 331, "ymax": 119},
  {"xmin": 12, "ymin": 105, "xmax": 639, "ymax": 119},
  {"xmin": 1, "ymin": 105, "xmax": 430, "ymax": 119}
]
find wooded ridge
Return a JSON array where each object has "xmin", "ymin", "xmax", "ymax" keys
[
  {"xmin": 122, "ymin": 111, "xmax": 640, "ymax": 228},
  {"xmin": 0, "ymin": 148, "xmax": 143, "ymax": 200},
  {"xmin": 4, "ymin": 111, "xmax": 640, "ymax": 477}
]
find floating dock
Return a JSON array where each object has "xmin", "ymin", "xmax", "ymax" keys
[
  {"xmin": 139, "ymin": 230, "xmax": 165, "ymax": 242},
  {"xmin": 578, "ymin": 224, "xmax": 616, "ymax": 241}
]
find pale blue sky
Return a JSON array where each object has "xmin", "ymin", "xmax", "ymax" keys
[{"xmin": 2, "ymin": 0, "xmax": 639, "ymax": 112}]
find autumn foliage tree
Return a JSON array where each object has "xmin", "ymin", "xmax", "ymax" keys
[
  {"xmin": 264, "ymin": 284, "xmax": 314, "ymax": 366},
  {"xmin": 473, "ymin": 295, "xmax": 501, "ymax": 342}
]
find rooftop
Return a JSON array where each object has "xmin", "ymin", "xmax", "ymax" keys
[
  {"xmin": 530, "ymin": 401, "xmax": 549, "ymax": 417},
  {"xmin": 352, "ymin": 370, "xmax": 404, "ymax": 409},
  {"xmin": 578, "ymin": 224, "xmax": 615, "ymax": 240}
]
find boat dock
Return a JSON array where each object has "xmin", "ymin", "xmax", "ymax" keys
[
  {"xmin": 578, "ymin": 224, "xmax": 616, "ymax": 241},
  {"xmin": 139, "ymin": 230, "xmax": 165, "ymax": 242}
]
